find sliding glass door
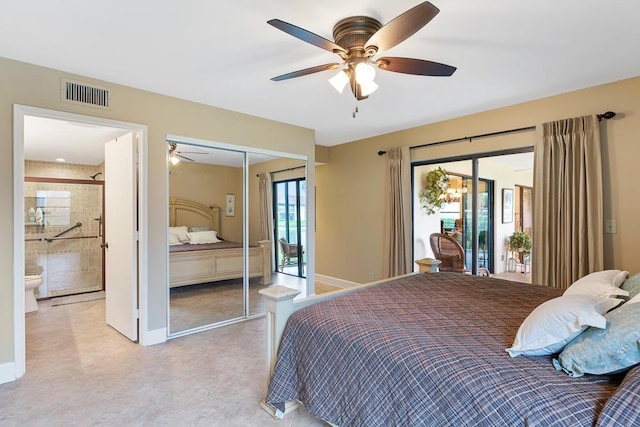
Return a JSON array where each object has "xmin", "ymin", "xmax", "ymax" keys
[
  {"xmin": 461, "ymin": 177, "xmax": 494, "ymax": 271},
  {"xmin": 273, "ymin": 178, "xmax": 306, "ymax": 278},
  {"xmin": 413, "ymin": 149, "xmax": 533, "ymax": 278}
]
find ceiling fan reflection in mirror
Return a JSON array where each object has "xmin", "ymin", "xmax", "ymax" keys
[
  {"xmin": 168, "ymin": 142, "xmax": 208, "ymax": 164},
  {"xmin": 268, "ymin": 1, "xmax": 456, "ymax": 101}
]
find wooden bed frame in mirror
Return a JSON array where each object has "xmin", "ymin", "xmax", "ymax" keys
[{"xmin": 168, "ymin": 197, "xmax": 272, "ymax": 287}]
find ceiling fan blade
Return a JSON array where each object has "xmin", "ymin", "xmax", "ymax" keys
[
  {"xmin": 176, "ymin": 153, "xmax": 194, "ymax": 162},
  {"xmin": 377, "ymin": 57, "xmax": 456, "ymax": 76},
  {"xmin": 268, "ymin": 19, "xmax": 347, "ymax": 55},
  {"xmin": 271, "ymin": 63, "xmax": 342, "ymax": 81},
  {"xmin": 365, "ymin": 1, "xmax": 439, "ymax": 53}
]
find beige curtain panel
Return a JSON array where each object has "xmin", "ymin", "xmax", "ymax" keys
[
  {"xmin": 532, "ymin": 115, "xmax": 604, "ymax": 289},
  {"xmin": 383, "ymin": 146, "xmax": 412, "ymax": 278},
  {"xmin": 258, "ymin": 172, "xmax": 275, "ymax": 270}
]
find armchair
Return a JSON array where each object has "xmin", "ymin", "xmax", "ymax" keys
[
  {"xmin": 429, "ymin": 233, "xmax": 490, "ymax": 276},
  {"xmin": 278, "ymin": 237, "xmax": 303, "ymax": 272}
]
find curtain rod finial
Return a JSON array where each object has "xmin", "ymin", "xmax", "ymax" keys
[{"xmin": 597, "ymin": 111, "xmax": 616, "ymax": 121}]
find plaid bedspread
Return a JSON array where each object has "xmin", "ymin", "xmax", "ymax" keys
[{"xmin": 266, "ymin": 273, "xmax": 629, "ymax": 426}]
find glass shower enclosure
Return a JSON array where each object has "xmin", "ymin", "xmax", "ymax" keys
[{"xmin": 24, "ymin": 177, "xmax": 104, "ymax": 298}]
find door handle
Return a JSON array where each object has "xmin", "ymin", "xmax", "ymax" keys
[{"xmin": 101, "ymin": 242, "xmax": 109, "ymax": 249}]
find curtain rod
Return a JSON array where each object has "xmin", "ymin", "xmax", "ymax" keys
[
  {"xmin": 256, "ymin": 165, "xmax": 305, "ymax": 177},
  {"xmin": 377, "ymin": 111, "xmax": 616, "ymax": 156}
]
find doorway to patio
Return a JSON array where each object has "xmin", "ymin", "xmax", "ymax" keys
[
  {"xmin": 413, "ymin": 149, "xmax": 534, "ymax": 278},
  {"xmin": 273, "ymin": 178, "xmax": 306, "ymax": 278}
]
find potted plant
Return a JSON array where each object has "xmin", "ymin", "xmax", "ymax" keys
[
  {"xmin": 508, "ymin": 231, "xmax": 532, "ymax": 266},
  {"xmin": 419, "ymin": 167, "xmax": 450, "ymax": 215}
]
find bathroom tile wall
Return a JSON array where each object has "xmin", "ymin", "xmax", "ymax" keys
[{"xmin": 25, "ymin": 161, "xmax": 104, "ymax": 181}]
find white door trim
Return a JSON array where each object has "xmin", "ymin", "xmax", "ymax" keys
[{"xmin": 11, "ymin": 105, "xmax": 149, "ymax": 382}]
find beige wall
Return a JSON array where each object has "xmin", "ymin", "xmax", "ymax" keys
[
  {"xmin": 0, "ymin": 57, "xmax": 315, "ymax": 368},
  {"xmin": 169, "ymin": 161, "xmax": 243, "ymax": 242},
  {"xmin": 316, "ymin": 76, "xmax": 640, "ymax": 284}
]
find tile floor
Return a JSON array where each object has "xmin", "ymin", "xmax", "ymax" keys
[{"xmin": 1, "ymin": 286, "xmax": 331, "ymax": 426}]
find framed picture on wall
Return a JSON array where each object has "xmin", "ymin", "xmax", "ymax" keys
[
  {"xmin": 226, "ymin": 194, "xmax": 235, "ymax": 217},
  {"xmin": 502, "ymin": 188, "xmax": 513, "ymax": 223}
]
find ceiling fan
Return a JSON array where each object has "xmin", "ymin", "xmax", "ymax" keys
[
  {"xmin": 268, "ymin": 1, "xmax": 456, "ymax": 101},
  {"xmin": 168, "ymin": 142, "xmax": 208, "ymax": 164}
]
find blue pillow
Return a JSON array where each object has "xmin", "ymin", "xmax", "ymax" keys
[
  {"xmin": 622, "ymin": 273, "xmax": 640, "ymax": 299},
  {"xmin": 553, "ymin": 301, "xmax": 640, "ymax": 377}
]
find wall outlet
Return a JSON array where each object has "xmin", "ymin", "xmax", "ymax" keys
[{"xmin": 605, "ymin": 219, "xmax": 617, "ymax": 234}]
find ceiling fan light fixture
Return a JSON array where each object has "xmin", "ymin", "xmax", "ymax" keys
[
  {"xmin": 329, "ymin": 70, "xmax": 349, "ymax": 93},
  {"xmin": 355, "ymin": 61, "xmax": 376, "ymax": 84},
  {"xmin": 170, "ymin": 155, "xmax": 180, "ymax": 165},
  {"xmin": 269, "ymin": 2, "xmax": 455, "ymax": 103},
  {"xmin": 359, "ymin": 80, "xmax": 379, "ymax": 97}
]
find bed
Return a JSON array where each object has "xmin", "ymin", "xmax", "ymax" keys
[
  {"xmin": 259, "ymin": 272, "xmax": 640, "ymax": 426},
  {"xmin": 168, "ymin": 197, "xmax": 271, "ymax": 287}
]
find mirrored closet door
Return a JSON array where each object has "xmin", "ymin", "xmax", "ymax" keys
[
  {"xmin": 168, "ymin": 144, "xmax": 246, "ymax": 334},
  {"xmin": 167, "ymin": 141, "xmax": 309, "ymax": 336}
]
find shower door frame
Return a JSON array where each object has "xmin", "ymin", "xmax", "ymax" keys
[{"xmin": 24, "ymin": 176, "xmax": 106, "ymax": 296}]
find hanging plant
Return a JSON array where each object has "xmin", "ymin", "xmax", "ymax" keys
[{"xmin": 419, "ymin": 167, "xmax": 450, "ymax": 215}]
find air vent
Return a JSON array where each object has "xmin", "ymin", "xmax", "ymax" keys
[{"xmin": 61, "ymin": 79, "xmax": 110, "ymax": 109}]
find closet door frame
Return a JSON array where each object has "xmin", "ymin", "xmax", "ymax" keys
[{"xmin": 164, "ymin": 134, "xmax": 310, "ymax": 339}]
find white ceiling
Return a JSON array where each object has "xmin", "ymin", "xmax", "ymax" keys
[
  {"xmin": 23, "ymin": 115, "xmax": 278, "ymax": 166},
  {"xmin": 24, "ymin": 116, "xmax": 129, "ymax": 165},
  {"xmin": 4, "ymin": 1, "xmax": 640, "ymax": 148}
]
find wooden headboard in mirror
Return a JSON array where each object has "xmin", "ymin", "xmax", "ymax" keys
[{"xmin": 168, "ymin": 197, "xmax": 221, "ymax": 234}]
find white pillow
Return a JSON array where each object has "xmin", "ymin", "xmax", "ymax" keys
[
  {"xmin": 506, "ymin": 295, "xmax": 622, "ymax": 357},
  {"xmin": 563, "ymin": 270, "xmax": 629, "ymax": 298},
  {"xmin": 614, "ymin": 270, "xmax": 630, "ymax": 287},
  {"xmin": 169, "ymin": 226, "xmax": 189, "ymax": 243},
  {"xmin": 168, "ymin": 232, "xmax": 182, "ymax": 246},
  {"xmin": 186, "ymin": 230, "xmax": 221, "ymax": 244}
]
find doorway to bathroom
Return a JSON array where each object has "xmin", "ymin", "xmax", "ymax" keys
[{"xmin": 13, "ymin": 105, "xmax": 150, "ymax": 381}]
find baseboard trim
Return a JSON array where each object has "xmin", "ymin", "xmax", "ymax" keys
[
  {"xmin": 0, "ymin": 362, "xmax": 18, "ymax": 385},
  {"xmin": 315, "ymin": 274, "xmax": 360, "ymax": 289},
  {"xmin": 140, "ymin": 327, "xmax": 167, "ymax": 346}
]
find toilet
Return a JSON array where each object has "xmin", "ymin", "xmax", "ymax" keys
[{"xmin": 25, "ymin": 274, "xmax": 43, "ymax": 313}]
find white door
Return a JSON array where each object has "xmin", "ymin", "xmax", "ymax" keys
[{"xmin": 105, "ymin": 133, "xmax": 138, "ymax": 341}]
